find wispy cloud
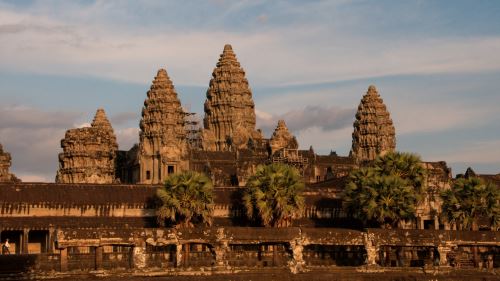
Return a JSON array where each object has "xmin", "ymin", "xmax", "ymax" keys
[
  {"xmin": 0, "ymin": 1, "xmax": 499, "ymax": 178},
  {"xmin": 1, "ymin": 4, "xmax": 500, "ymax": 86},
  {"xmin": 256, "ymin": 106, "xmax": 354, "ymax": 136}
]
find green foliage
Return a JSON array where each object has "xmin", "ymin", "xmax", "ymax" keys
[
  {"xmin": 156, "ymin": 171, "xmax": 214, "ymax": 228},
  {"xmin": 243, "ymin": 163, "xmax": 305, "ymax": 227},
  {"xmin": 440, "ymin": 177, "xmax": 500, "ymax": 230},
  {"xmin": 342, "ymin": 151, "xmax": 427, "ymax": 228}
]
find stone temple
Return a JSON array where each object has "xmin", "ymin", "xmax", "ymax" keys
[
  {"xmin": 56, "ymin": 108, "xmax": 118, "ymax": 184},
  {"xmin": 350, "ymin": 85, "xmax": 396, "ymax": 163},
  {"xmin": 0, "ymin": 144, "xmax": 18, "ymax": 182},
  {"xmin": 0, "ymin": 44, "xmax": 499, "ymax": 278}
]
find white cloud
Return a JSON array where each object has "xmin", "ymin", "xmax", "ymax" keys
[
  {"xmin": 116, "ymin": 127, "xmax": 140, "ymax": 151},
  {"xmin": 0, "ymin": 7, "xmax": 500, "ymax": 87},
  {"xmin": 74, "ymin": 122, "xmax": 91, "ymax": 128}
]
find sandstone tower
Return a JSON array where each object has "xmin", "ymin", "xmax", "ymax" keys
[
  {"xmin": 0, "ymin": 144, "xmax": 19, "ymax": 182},
  {"xmin": 203, "ymin": 44, "xmax": 259, "ymax": 151},
  {"xmin": 56, "ymin": 109, "xmax": 118, "ymax": 184},
  {"xmin": 269, "ymin": 120, "xmax": 298, "ymax": 155},
  {"xmin": 138, "ymin": 69, "xmax": 188, "ymax": 184},
  {"xmin": 350, "ymin": 85, "xmax": 396, "ymax": 163}
]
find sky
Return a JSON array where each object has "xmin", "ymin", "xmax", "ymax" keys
[{"xmin": 0, "ymin": 0, "xmax": 499, "ymax": 182}]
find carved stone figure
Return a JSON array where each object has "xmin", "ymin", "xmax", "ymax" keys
[
  {"xmin": 138, "ymin": 69, "xmax": 188, "ymax": 183},
  {"xmin": 203, "ymin": 44, "xmax": 257, "ymax": 151},
  {"xmin": 350, "ymin": 85, "xmax": 396, "ymax": 163},
  {"xmin": 0, "ymin": 144, "xmax": 19, "ymax": 182},
  {"xmin": 56, "ymin": 109, "xmax": 118, "ymax": 184}
]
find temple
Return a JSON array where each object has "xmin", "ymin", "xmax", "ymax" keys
[
  {"xmin": 0, "ymin": 44, "xmax": 498, "ymax": 278},
  {"xmin": 56, "ymin": 108, "xmax": 118, "ymax": 184},
  {"xmin": 350, "ymin": 85, "xmax": 396, "ymax": 163},
  {"xmin": 136, "ymin": 69, "xmax": 189, "ymax": 184},
  {"xmin": 202, "ymin": 44, "xmax": 260, "ymax": 152},
  {"xmin": 0, "ymin": 144, "xmax": 18, "ymax": 182}
]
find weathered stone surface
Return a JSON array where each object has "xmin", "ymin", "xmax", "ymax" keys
[
  {"xmin": 203, "ymin": 44, "xmax": 259, "ymax": 151},
  {"xmin": 138, "ymin": 68, "xmax": 188, "ymax": 183},
  {"xmin": 56, "ymin": 108, "xmax": 118, "ymax": 184},
  {"xmin": 269, "ymin": 120, "xmax": 298, "ymax": 155},
  {"xmin": 350, "ymin": 85, "xmax": 396, "ymax": 163},
  {"xmin": 0, "ymin": 143, "xmax": 19, "ymax": 182}
]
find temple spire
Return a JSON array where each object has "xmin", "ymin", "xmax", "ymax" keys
[
  {"xmin": 138, "ymin": 68, "xmax": 188, "ymax": 184},
  {"xmin": 269, "ymin": 120, "xmax": 298, "ymax": 155},
  {"xmin": 203, "ymin": 44, "xmax": 257, "ymax": 151},
  {"xmin": 56, "ymin": 109, "xmax": 118, "ymax": 184},
  {"xmin": 91, "ymin": 108, "xmax": 113, "ymax": 131},
  {"xmin": 0, "ymin": 143, "xmax": 19, "ymax": 182},
  {"xmin": 350, "ymin": 85, "xmax": 396, "ymax": 163}
]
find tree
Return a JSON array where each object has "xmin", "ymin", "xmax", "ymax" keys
[
  {"xmin": 342, "ymin": 151, "xmax": 427, "ymax": 228},
  {"xmin": 243, "ymin": 163, "xmax": 305, "ymax": 227},
  {"xmin": 440, "ymin": 176, "xmax": 500, "ymax": 267},
  {"xmin": 156, "ymin": 171, "xmax": 214, "ymax": 228},
  {"xmin": 440, "ymin": 177, "xmax": 500, "ymax": 230}
]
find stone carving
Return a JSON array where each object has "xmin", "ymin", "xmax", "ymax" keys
[
  {"xmin": 203, "ymin": 44, "xmax": 257, "ymax": 151},
  {"xmin": 138, "ymin": 68, "xmax": 188, "ymax": 183},
  {"xmin": 200, "ymin": 129, "xmax": 217, "ymax": 151},
  {"xmin": 269, "ymin": 120, "xmax": 298, "ymax": 155},
  {"xmin": 0, "ymin": 144, "xmax": 19, "ymax": 182},
  {"xmin": 56, "ymin": 109, "xmax": 118, "ymax": 184},
  {"xmin": 350, "ymin": 85, "xmax": 396, "ymax": 163}
]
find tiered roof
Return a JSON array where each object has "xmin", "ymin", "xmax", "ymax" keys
[
  {"xmin": 56, "ymin": 109, "xmax": 118, "ymax": 184},
  {"xmin": 203, "ymin": 44, "xmax": 256, "ymax": 151},
  {"xmin": 350, "ymin": 85, "xmax": 396, "ymax": 162}
]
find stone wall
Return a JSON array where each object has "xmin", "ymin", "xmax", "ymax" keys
[{"xmin": 1, "ymin": 227, "xmax": 498, "ymax": 275}]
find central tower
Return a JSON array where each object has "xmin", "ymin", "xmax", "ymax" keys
[{"xmin": 203, "ymin": 44, "xmax": 257, "ymax": 151}]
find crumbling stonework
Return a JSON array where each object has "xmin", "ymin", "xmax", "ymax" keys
[
  {"xmin": 56, "ymin": 109, "xmax": 118, "ymax": 184},
  {"xmin": 350, "ymin": 85, "xmax": 396, "ymax": 163},
  {"xmin": 269, "ymin": 120, "xmax": 298, "ymax": 155},
  {"xmin": 203, "ymin": 44, "xmax": 260, "ymax": 151},
  {"xmin": 138, "ymin": 69, "xmax": 189, "ymax": 184},
  {"xmin": 0, "ymin": 144, "xmax": 19, "ymax": 182}
]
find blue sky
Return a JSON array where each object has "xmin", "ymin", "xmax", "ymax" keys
[{"xmin": 0, "ymin": 0, "xmax": 499, "ymax": 181}]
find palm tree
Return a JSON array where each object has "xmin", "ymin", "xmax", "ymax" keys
[
  {"xmin": 243, "ymin": 163, "xmax": 305, "ymax": 227},
  {"xmin": 343, "ymin": 168, "xmax": 417, "ymax": 228},
  {"xmin": 441, "ymin": 176, "xmax": 500, "ymax": 267},
  {"xmin": 342, "ymin": 151, "xmax": 426, "ymax": 228},
  {"xmin": 156, "ymin": 171, "xmax": 214, "ymax": 228},
  {"xmin": 374, "ymin": 151, "xmax": 427, "ymax": 197},
  {"xmin": 440, "ymin": 177, "xmax": 500, "ymax": 231}
]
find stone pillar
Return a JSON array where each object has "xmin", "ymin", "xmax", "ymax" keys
[
  {"xmin": 95, "ymin": 246, "xmax": 103, "ymax": 270},
  {"xmin": 22, "ymin": 229, "xmax": 29, "ymax": 254},
  {"xmin": 434, "ymin": 216, "xmax": 440, "ymax": 230},
  {"xmin": 175, "ymin": 244, "xmax": 182, "ymax": 268},
  {"xmin": 417, "ymin": 217, "xmax": 424, "ymax": 230},
  {"xmin": 60, "ymin": 248, "xmax": 68, "ymax": 271},
  {"xmin": 289, "ymin": 240, "xmax": 305, "ymax": 274},
  {"xmin": 132, "ymin": 245, "xmax": 147, "ymax": 269},
  {"xmin": 437, "ymin": 246, "xmax": 452, "ymax": 267},
  {"xmin": 364, "ymin": 233, "xmax": 379, "ymax": 267},
  {"xmin": 48, "ymin": 227, "xmax": 55, "ymax": 253}
]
